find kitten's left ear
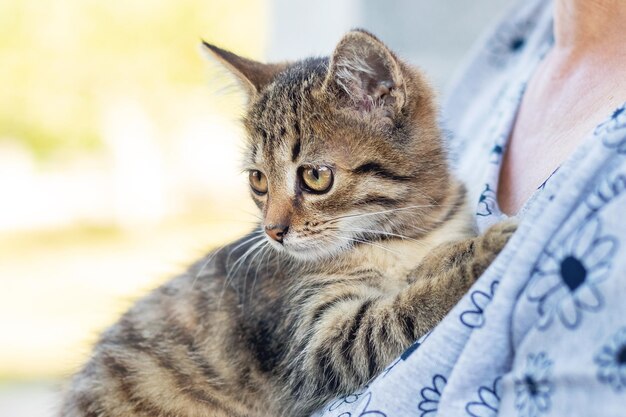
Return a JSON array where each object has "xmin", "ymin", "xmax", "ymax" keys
[
  {"xmin": 201, "ymin": 41, "xmax": 287, "ymax": 97},
  {"xmin": 322, "ymin": 29, "xmax": 406, "ymax": 117}
]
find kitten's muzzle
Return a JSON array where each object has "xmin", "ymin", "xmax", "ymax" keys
[{"xmin": 265, "ymin": 224, "xmax": 289, "ymax": 244}]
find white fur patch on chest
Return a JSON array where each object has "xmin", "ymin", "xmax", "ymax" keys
[{"xmin": 350, "ymin": 205, "xmax": 474, "ymax": 281}]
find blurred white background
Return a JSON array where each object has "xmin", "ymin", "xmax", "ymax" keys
[{"xmin": 268, "ymin": 0, "xmax": 512, "ymax": 89}]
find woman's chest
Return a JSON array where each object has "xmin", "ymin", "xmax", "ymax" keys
[{"xmin": 497, "ymin": 69, "xmax": 626, "ymax": 215}]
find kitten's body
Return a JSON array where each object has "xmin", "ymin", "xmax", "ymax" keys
[{"xmin": 60, "ymin": 31, "xmax": 514, "ymax": 417}]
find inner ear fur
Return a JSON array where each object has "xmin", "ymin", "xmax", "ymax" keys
[
  {"xmin": 322, "ymin": 29, "xmax": 406, "ymax": 116},
  {"xmin": 201, "ymin": 41, "xmax": 288, "ymax": 97}
]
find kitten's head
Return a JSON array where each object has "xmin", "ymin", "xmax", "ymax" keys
[{"xmin": 203, "ymin": 30, "xmax": 454, "ymax": 261}]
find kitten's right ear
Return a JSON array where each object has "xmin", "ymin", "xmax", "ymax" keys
[
  {"xmin": 201, "ymin": 41, "xmax": 287, "ymax": 96},
  {"xmin": 322, "ymin": 30, "xmax": 406, "ymax": 118}
]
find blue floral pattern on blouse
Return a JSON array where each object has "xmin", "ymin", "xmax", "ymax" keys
[
  {"xmin": 466, "ymin": 377, "xmax": 502, "ymax": 417},
  {"xmin": 596, "ymin": 104, "xmax": 626, "ymax": 154},
  {"xmin": 460, "ymin": 281, "xmax": 499, "ymax": 328},
  {"xmin": 418, "ymin": 375, "xmax": 447, "ymax": 417},
  {"xmin": 487, "ymin": 18, "xmax": 534, "ymax": 67},
  {"xmin": 514, "ymin": 353, "xmax": 553, "ymax": 417},
  {"xmin": 477, "ymin": 184, "xmax": 497, "ymax": 217},
  {"xmin": 526, "ymin": 215, "xmax": 618, "ymax": 330},
  {"xmin": 594, "ymin": 327, "xmax": 626, "ymax": 392}
]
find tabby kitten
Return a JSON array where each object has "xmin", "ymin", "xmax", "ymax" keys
[{"xmin": 60, "ymin": 30, "xmax": 515, "ymax": 417}]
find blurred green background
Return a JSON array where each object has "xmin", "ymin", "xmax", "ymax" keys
[{"xmin": 0, "ymin": 0, "xmax": 264, "ymax": 389}]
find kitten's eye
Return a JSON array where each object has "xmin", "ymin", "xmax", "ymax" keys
[
  {"xmin": 299, "ymin": 165, "xmax": 333, "ymax": 193},
  {"xmin": 249, "ymin": 170, "xmax": 268, "ymax": 195}
]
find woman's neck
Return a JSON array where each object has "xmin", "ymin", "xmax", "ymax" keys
[{"xmin": 554, "ymin": 0, "xmax": 626, "ymax": 55}]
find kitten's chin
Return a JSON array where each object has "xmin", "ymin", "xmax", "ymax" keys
[{"xmin": 268, "ymin": 237, "xmax": 348, "ymax": 262}]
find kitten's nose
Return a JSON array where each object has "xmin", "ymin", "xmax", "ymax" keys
[{"xmin": 265, "ymin": 224, "xmax": 289, "ymax": 243}]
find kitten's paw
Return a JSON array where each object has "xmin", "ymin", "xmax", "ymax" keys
[{"xmin": 480, "ymin": 219, "xmax": 518, "ymax": 253}]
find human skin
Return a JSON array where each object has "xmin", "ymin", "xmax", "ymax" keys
[{"xmin": 497, "ymin": 0, "xmax": 626, "ymax": 214}]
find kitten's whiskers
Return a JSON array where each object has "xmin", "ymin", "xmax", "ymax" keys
[
  {"xmin": 327, "ymin": 231, "xmax": 401, "ymax": 256},
  {"xmin": 241, "ymin": 241, "xmax": 270, "ymax": 306},
  {"xmin": 216, "ymin": 234, "xmax": 266, "ymax": 307},
  {"xmin": 341, "ymin": 228, "xmax": 428, "ymax": 245},
  {"xmin": 191, "ymin": 229, "xmax": 263, "ymax": 290},
  {"xmin": 326, "ymin": 204, "xmax": 451, "ymax": 223},
  {"xmin": 246, "ymin": 242, "xmax": 273, "ymax": 307}
]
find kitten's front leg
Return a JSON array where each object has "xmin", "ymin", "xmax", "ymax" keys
[
  {"xmin": 285, "ymin": 221, "xmax": 516, "ymax": 415},
  {"xmin": 403, "ymin": 219, "xmax": 517, "ymax": 313}
]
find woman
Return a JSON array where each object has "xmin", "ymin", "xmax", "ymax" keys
[{"xmin": 314, "ymin": 0, "xmax": 626, "ymax": 415}]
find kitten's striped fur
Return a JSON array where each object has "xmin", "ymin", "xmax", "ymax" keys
[{"xmin": 60, "ymin": 30, "xmax": 515, "ymax": 417}]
